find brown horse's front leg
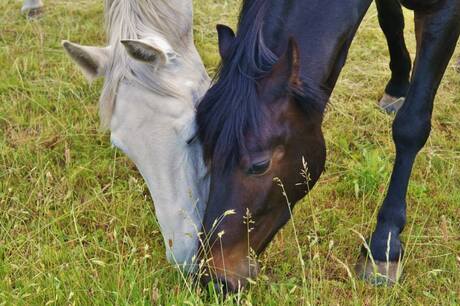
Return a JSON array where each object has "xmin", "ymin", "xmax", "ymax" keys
[{"xmin": 356, "ymin": 0, "xmax": 460, "ymax": 285}]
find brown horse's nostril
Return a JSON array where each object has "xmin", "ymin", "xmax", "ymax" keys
[
  {"xmin": 200, "ymin": 274, "xmax": 242, "ymax": 295},
  {"xmin": 213, "ymin": 279, "xmax": 228, "ymax": 295}
]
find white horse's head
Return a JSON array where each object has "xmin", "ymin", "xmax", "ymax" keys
[{"xmin": 62, "ymin": 0, "xmax": 210, "ymax": 270}]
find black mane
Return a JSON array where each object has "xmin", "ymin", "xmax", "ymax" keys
[{"xmin": 196, "ymin": 0, "xmax": 326, "ymax": 173}]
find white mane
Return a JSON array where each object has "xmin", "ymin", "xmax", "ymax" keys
[{"xmin": 100, "ymin": 0, "xmax": 196, "ymax": 128}]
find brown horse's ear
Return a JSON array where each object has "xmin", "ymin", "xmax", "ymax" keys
[
  {"xmin": 268, "ymin": 38, "xmax": 301, "ymax": 89},
  {"xmin": 217, "ymin": 24, "xmax": 235, "ymax": 59}
]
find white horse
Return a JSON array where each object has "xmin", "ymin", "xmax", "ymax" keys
[
  {"xmin": 62, "ymin": 0, "xmax": 210, "ymax": 270},
  {"xmin": 21, "ymin": 0, "xmax": 44, "ymax": 18}
]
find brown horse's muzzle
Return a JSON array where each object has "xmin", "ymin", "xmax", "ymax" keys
[{"xmin": 199, "ymin": 242, "xmax": 259, "ymax": 294}]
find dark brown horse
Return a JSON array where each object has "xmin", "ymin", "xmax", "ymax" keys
[{"xmin": 196, "ymin": 0, "xmax": 460, "ymax": 293}]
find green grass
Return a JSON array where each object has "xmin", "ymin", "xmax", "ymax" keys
[{"xmin": 1, "ymin": 0, "xmax": 459, "ymax": 305}]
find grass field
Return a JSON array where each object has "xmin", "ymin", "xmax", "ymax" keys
[{"xmin": 1, "ymin": 0, "xmax": 459, "ymax": 305}]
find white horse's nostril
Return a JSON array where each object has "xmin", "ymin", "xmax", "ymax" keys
[{"xmin": 110, "ymin": 134, "xmax": 127, "ymax": 153}]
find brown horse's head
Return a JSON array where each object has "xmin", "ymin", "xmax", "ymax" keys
[{"xmin": 196, "ymin": 25, "xmax": 327, "ymax": 293}]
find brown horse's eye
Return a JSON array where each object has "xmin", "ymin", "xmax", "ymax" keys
[{"xmin": 246, "ymin": 160, "xmax": 271, "ymax": 176}]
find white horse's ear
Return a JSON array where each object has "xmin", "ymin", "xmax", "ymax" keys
[
  {"xmin": 121, "ymin": 37, "xmax": 176, "ymax": 66},
  {"xmin": 62, "ymin": 40, "xmax": 110, "ymax": 81}
]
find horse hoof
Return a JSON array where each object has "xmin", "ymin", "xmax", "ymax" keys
[
  {"xmin": 21, "ymin": 3, "xmax": 44, "ymax": 19},
  {"xmin": 378, "ymin": 93, "xmax": 405, "ymax": 114},
  {"xmin": 27, "ymin": 7, "xmax": 44, "ymax": 19},
  {"xmin": 355, "ymin": 255, "xmax": 402, "ymax": 286}
]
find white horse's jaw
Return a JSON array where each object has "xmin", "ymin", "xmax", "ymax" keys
[{"xmin": 110, "ymin": 81, "xmax": 209, "ymax": 270}]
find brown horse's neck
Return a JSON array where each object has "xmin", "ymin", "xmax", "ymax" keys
[{"xmin": 237, "ymin": 0, "xmax": 372, "ymax": 108}]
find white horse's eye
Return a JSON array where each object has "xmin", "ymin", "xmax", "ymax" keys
[{"xmin": 186, "ymin": 134, "xmax": 198, "ymax": 145}]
